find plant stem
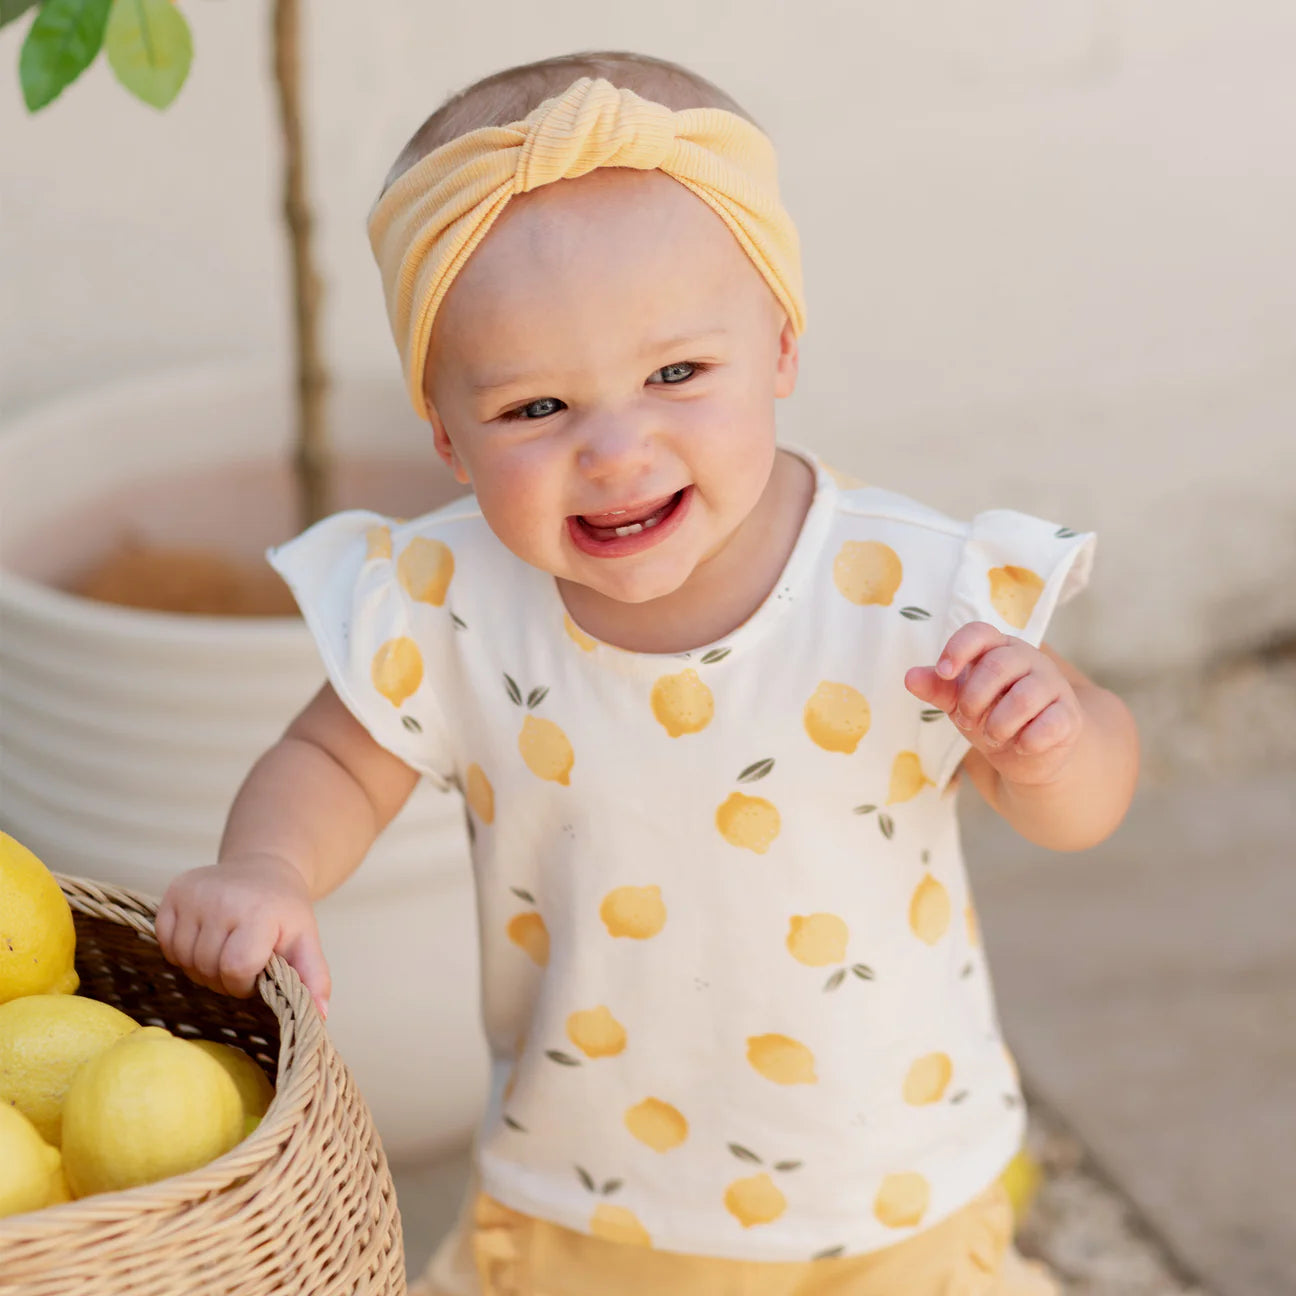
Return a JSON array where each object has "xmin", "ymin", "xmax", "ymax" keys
[{"xmin": 272, "ymin": 0, "xmax": 329, "ymax": 528}]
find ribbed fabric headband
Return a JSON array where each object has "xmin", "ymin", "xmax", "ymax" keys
[{"xmin": 368, "ymin": 76, "xmax": 807, "ymax": 418}]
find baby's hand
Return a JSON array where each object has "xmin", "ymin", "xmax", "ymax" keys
[
  {"xmin": 156, "ymin": 854, "xmax": 331, "ymax": 1020},
  {"xmin": 904, "ymin": 622, "xmax": 1083, "ymax": 787}
]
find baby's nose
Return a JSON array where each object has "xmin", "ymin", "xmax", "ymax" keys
[{"xmin": 575, "ymin": 415, "xmax": 654, "ymax": 480}]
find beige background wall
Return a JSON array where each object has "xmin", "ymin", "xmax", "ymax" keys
[{"xmin": 2, "ymin": 1, "xmax": 1293, "ymax": 678}]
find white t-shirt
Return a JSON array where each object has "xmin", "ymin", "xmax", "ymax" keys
[{"xmin": 268, "ymin": 446, "xmax": 1095, "ymax": 1262}]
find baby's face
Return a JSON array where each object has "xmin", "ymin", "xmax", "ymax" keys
[{"xmin": 424, "ymin": 168, "xmax": 798, "ymax": 606}]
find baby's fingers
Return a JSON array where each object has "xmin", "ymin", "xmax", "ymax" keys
[
  {"xmin": 280, "ymin": 927, "xmax": 332, "ymax": 1021},
  {"xmin": 218, "ymin": 924, "xmax": 277, "ymax": 999}
]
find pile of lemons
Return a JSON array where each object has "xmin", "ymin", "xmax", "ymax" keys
[{"xmin": 0, "ymin": 832, "xmax": 274, "ymax": 1221}]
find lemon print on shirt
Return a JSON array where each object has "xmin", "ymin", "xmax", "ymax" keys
[
  {"xmin": 365, "ymin": 525, "xmax": 392, "ymax": 560},
  {"xmin": 651, "ymin": 669, "xmax": 714, "ymax": 737},
  {"xmin": 564, "ymin": 614, "xmax": 598, "ymax": 653},
  {"xmin": 716, "ymin": 792, "xmax": 780, "ymax": 854},
  {"xmin": 803, "ymin": 681, "xmax": 871, "ymax": 753},
  {"xmin": 988, "ymin": 565, "xmax": 1045, "ymax": 630},
  {"xmin": 874, "ymin": 1171, "xmax": 930, "ymax": 1228},
  {"xmin": 909, "ymin": 876, "xmax": 951, "ymax": 945},
  {"xmin": 518, "ymin": 714, "xmax": 574, "ymax": 785},
  {"xmin": 590, "ymin": 1203, "xmax": 652, "ymax": 1247},
  {"xmin": 600, "ymin": 885, "xmax": 666, "ymax": 939},
  {"xmin": 624, "ymin": 1098, "xmax": 689, "ymax": 1151},
  {"xmin": 507, "ymin": 912, "xmax": 549, "ymax": 966},
  {"xmin": 786, "ymin": 914, "xmax": 849, "ymax": 966},
  {"xmin": 567, "ymin": 1007, "xmax": 626, "ymax": 1059},
  {"xmin": 465, "ymin": 763, "xmax": 494, "ymax": 824},
  {"xmin": 371, "ymin": 637, "xmax": 422, "ymax": 707},
  {"xmin": 747, "ymin": 1034, "xmax": 817, "ymax": 1085},
  {"xmin": 903, "ymin": 1053, "xmax": 953, "ymax": 1105},
  {"xmin": 396, "ymin": 536, "xmax": 454, "ymax": 606},
  {"xmin": 725, "ymin": 1173, "xmax": 786, "ymax": 1227},
  {"xmin": 833, "ymin": 540, "xmax": 903, "ymax": 606},
  {"xmin": 887, "ymin": 751, "xmax": 933, "ymax": 804}
]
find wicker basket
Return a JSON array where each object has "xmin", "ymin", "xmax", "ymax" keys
[{"xmin": 0, "ymin": 875, "xmax": 407, "ymax": 1295}]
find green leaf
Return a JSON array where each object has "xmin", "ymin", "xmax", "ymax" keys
[
  {"xmin": 700, "ymin": 647, "xmax": 731, "ymax": 664},
  {"xmin": 772, "ymin": 1160, "xmax": 802, "ymax": 1172},
  {"xmin": 1, "ymin": 0, "xmax": 40, "ymax": 31},
  {"xmin": 401, "ymin": 715, "xmax": 422, "ymax": 734},
  {"xmin": 510, "ymin": 887, "xmax": 535, "ymax": 905},
  {"xmin": 899, "ymin": 606, "xmax": 931, "ymax": 621},
  {"xmin": 600, "ymin": 1178, "xmax": 622, "ymax": 1196},
  {"xmin": 526, "ymin": 685, "xmax": 549, "ymax": 710},
  {"xmin": 948, "ymin": 1090, "xmax": 969, "ymax": 1105},
  {"xmin": 727, "ymin": 1143, "xmax": 762, "ymax": 1164},
  {"xmin": 737, "ymin": 757, "xmax": 774, "ymax": 784},
  {"xmin": 921, "ymin": 849, "xmax": 930, "ymax": 865},
  {"xmin": 812, "ymin": 1245, "xmax": 846, "ymax": 1261},
  {"xmin": 19, "ymin": 0, "xmax": 112, "ymax": 111},
  {"xmin": 545, "ymin": 1049, "xmax": 581, "ymax": 1067},
  {"xmin": 851, "ymin": 964, "xmax": 875, "ymax": 981},
  {"xmin": 878, "ymin": 813, "xmax": 895, "ymax": 839},
  {"xmin": 450, "ymin": 612, "xmax": 467, "ymax": 630},
  {"xmin": 504, "ymin": 674, "xmax": 523, "ymax": 706},
  {"xmin": 919, "ymin": 708, "xmax": 945, "ymax": 723},
  {"xmin": 1055, "ymin": 526, "xmax": 1078, "ymax": 539},
  {"xmin": 104, "ymin": 0, "xmax": 191, "ymax": 109},
  {"xmin": 575, "ymin": 1165, "xmax": 596, "ymax": 1192},
  {"xmin": 502, "ymin": 1114, "xmax": 526, "ymax": 1131},
  {"xmin": 822, "ymin": 968, "xmax": 846, "ymax": 992},
  {"xmin": 853, "ymin": 804, "xmax": 876, "ymax": 815}
]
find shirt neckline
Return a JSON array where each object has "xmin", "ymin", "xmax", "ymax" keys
[{"xmin": 533, "ymin": 443, "xmax": 838, "ymax": 665}]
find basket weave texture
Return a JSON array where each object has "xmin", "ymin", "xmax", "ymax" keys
[{"xmin": 0, "ymin": 874, "xmax": 407, "ymax": 1295}]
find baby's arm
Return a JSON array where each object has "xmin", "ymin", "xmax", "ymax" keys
[
  {"xmin": 906, "ymin": 626, "xmax": 1139, "ymax": 851},
  {"xmin": 156, "ymin": 683, "xmax": 420, "ymax": 1018}
]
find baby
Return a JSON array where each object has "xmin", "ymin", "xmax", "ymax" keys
[{"xmin": 158, "ymin": 50, "xmax": 1139, "ymax": 1295}]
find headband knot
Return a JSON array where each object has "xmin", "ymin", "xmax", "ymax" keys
[{"xmin": 516, "ymin": 80, "xmax": 676, "ymax": 193}]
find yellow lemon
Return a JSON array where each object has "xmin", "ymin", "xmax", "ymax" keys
[
  {"xmin": 650, "ymin": 669, "xmax": 715, "ymax": 737},
  {"xmin": 0, "ymin": 1104, "xmax": 67, "ymax": 1219},
  {"xmin": 61, "ymin": 1027, "xmax": 244, "ymax": 1198},
  {"xmin": 465, "ymin": 763, "xmax": 495, "ymax": 824},
  {"xmin": 874, "ymin": 1171, "xmax": 930, "ymax": 1228},
  {"xmin": 0, "ymin": 833, "xmax": 79, "ymax": 1003},
  {"xmin": 0, "ymin": 995, "xmax": 139, "ymax": 1146},
  {"xmin": 909, "ymin": 876, "xmax": 951, "ymax": 945},
  {"xmin": 724, "ymin": 1173, "xmax": 786, "ymax": 1228},
  {"xmin": 189, "ymin": 1041, "xmax": 275, "ymax": 1138},
  {"xmin": 786, "ymin": 914, "xmax": 849, "ymax": 967},
  {"xmin": 564, "ymin": 614, "xmax": 598, "ymax": 653},
  {"xmin": 902, "ymin": 1053, "xmax": 953, "ymax": 1106},
  {"xmin": 716, "ymin": 793, "xmax": 781, "ymax": 855},
  {"xmin": 518, "ymin": 714, "xmax": 574, "ymax": 786},
  {"xmin": 371, "ymin": 637, "xmax": 423, "ymax": 707},
  {"xmin": 833, "ymin": 540, "xmax": 903, "ymax": 606},
  {"xmin": 824, "ymin": 464, "xmax": 869, "ymax": 490},
  {"xmin": 988, "ymin": 566, "xmax": 1045, "ymax": 630},
  {"xmin": 803, "ymin": 682, "xmax": 871, "ymax": 754},
  {"xmin": 599, "ymin": 885, "xmax": 666, "ymax": 940},
  {"xmin": 887, "ymin": 751, "xmax": 933, "ymax": 804},
  {"xmin": 966, "ymin": 904, "xmax": 980, "ymax": 947},
  {"xmin": 365, "ymin": 525, "xmax": 392, "ymax": 561},
  {"xmin": 746, "ymin": 1034, "xmax": 817, "ymax": 1085},
  {"xmin": 624, "ymin": 1098, "xmax": 688, "ymax": 1151},
  {"xmin": 566, "ymin": 1006, "xmax": 626, "ymax": 1059},
  {"xmin": 397, "ymin": 536, "xmax": 455, "ymax": 606},
  {"xmin": 1000, "ymin": 1148, "xmax": 1043, "ymax": 1224},
  {"xmin": 589, "ymin": 1202, "xmax": 652, "ymax": 1246},
  {"xmin": 506, "ymin": 912, "xmax": 549, "ymax": 967}
]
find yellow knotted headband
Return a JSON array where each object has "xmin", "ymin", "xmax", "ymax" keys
[{"xmin": 368, "ymin": 76, "xmax": 807, "ymax": 419}]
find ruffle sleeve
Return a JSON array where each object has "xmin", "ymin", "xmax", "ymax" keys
[
  {"xmin": 919, "ymin": 508, "xmax": 1097, "ymax": 793},
  {"xmin": 267, "ymin": 511, "xmax": 457, "ymax": 789}
]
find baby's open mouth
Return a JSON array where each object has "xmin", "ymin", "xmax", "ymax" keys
[{"xmin": 574, "ymin": 490, "xmax": 685, "ymax": 541}]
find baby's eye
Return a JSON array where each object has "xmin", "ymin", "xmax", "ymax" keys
[
  {"xmin": 500, "ymin": 396, "xmax": 565, "ymax": 422},
  {"xmin": 649, "ymin": 361, "xmax": 703, "ymax": 385}
]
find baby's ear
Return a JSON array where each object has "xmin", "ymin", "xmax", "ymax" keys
[
  {"xmin": 427, "ymin": 404, "xmax": 472, "ymax": 485},
  {"xmin": 773, "ymin": 314, "xmax": 799, "ymax": 399}
]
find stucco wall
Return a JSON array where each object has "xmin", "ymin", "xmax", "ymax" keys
[{"xmin": 3, "ymin": 1, "xmax": 1293, "ymax": 677}]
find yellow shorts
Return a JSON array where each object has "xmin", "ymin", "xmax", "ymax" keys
[{"xmin": 415, "ymin": 1178, "xmax": 1058, "ymax": 1296}]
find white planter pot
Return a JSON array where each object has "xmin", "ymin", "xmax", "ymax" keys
[{"xmin": 0, "ymin": 365, "xmax": 488, "ymax": 1161}]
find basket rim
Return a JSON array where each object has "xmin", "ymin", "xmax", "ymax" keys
[{"xmin": 0, "ymin": 871, "xmax": 332, "ymax": 1230}]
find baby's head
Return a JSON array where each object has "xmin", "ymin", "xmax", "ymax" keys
[{"xmin": 372, "ymin": 52, "xmax": 804, "ymax": 607}]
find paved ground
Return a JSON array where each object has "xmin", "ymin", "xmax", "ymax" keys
[{"xmin": 392, "ymin": 655, "xmax": 1295, "ymax": 1294}]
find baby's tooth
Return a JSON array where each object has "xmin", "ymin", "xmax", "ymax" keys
[{"xmin": 614, "ymin": 522, "xmax": 643, "ymax": 537}]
